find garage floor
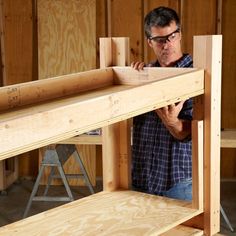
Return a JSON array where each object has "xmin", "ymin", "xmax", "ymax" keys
[{"xmin": 0, "ymin": 178, "xmax": 235, "ymax": 235}]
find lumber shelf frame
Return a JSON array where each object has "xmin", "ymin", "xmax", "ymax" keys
[
  {"xmin": 0, "ymin": 67, "xmax": 204, "ymax": 161},
  {"xmin": 0, "ymin": 35, "xmax": 222, "ymax": 236}
]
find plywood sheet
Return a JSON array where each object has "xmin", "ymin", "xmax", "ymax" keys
[
  {"xmin": 0, "ymin": 0, "xmax": 34, "ymax": 187},
  {"xmin": 38, "ymin": 0, "xmax": 96, "ymax": 79},
  {"xmin": 0, "ymin": 0, "xmax": 33, "ymax": 85},
  {"xmin": 221, "ymin": 0, "xmax": 236, "ymax": 178},
  {"xmin": 181, "ymin": 0, "xmax": 217, "ymax": 55},
  {"xmin": 108, "ymin": 0, "xmax": 143, "ymax": 62},
  {"xmin": 0, "ymin": 190, "xmax": 201, "ymax": 235}
]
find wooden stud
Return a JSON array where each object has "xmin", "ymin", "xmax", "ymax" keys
[
  {"xmin": 191, "ymin": 120, "xmax": 203, "ymax": 211},
  {"xmin": 100, "ymin": 37, "xmax": 131, "ymax": 191},
  {"xmin": 99, "ymin": 37, "xmax": 130, "ymax": 68},
  {"xmin": 194, "ymin": 35, "xmax": 222, "ymax": 235}
]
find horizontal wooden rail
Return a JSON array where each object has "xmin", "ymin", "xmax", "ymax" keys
[
  {"xmin": 0, "ymin": 68, "xmax": 113, "ymax": 111},
  {"xmin": 0, "ymin": 67, "xmax": 204, "ymax": 161},
  {"xmin": 57, "ymin": 134, "xmax": 102, "ymax": 145}
]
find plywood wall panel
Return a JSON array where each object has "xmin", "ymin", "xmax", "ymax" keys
[
  {"xmin": 1, "ymin": 0, "xmax": 33, "ymax": 85},
  {"xmin": 19, "ymin": 150, "xmax": 39, "ymax": 177},
  {"xmin": 38, "ymin": 0, "xmax": 96, "ymax": 80},
  {"xmin": 221, "ymin": 150, "xmax": 236, "ymax": 178},
  {"xmin": 220, "ymin": 0, "xmax": 236, "ymax": 178},
  {"xmin": 181, "ymin": 0, "xmax": 217, "ymax": 55},
  {"xmin": 108, "ymin": 0, "xmax": 143, "ymax": 62},
  {"xmin": 221, "ymin": 0, "xmax": 236, "ymax": 128},
  {"xmin": 0, "ymin": 0, "xmax": 36, "ymax": 181},
  {"xmin": 96, "ymin": 0, "xmax": 107, "ymax": 67}
]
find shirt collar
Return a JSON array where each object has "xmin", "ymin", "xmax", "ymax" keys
[{"xmin": 150, "ymin": 54, "xmax": 193, "ymax": 68}]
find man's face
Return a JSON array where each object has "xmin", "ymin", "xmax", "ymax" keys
[{"xmin": 147, "ymin": 21, "xmax": 182, "ymax": 67}]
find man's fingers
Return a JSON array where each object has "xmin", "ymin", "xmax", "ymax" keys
[
  {"xmin": 131, "ymin": 61, "xmax": 145, "ymax": 71},
  {"xmin": 137, "ymin": 62, "xmax": 145, "ymax": 70},
  {"xmin": 177, "ymin": 100, "xmax": 185, "ymax": 107},
  {"xmin": 169, "ymin": 104, "xmax": 175, "ymax": 110}
]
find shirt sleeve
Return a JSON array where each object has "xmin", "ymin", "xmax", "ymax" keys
[{"xmin": 178, "ymin": 98, "xmax": 193, "ymax": 121}]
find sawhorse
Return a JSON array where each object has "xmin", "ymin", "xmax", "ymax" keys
[{"xmin": 23, "ymin": 144, "xmax": 94, "ymax": 218}]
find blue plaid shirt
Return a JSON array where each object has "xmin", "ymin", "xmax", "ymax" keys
[{"xmin": 132, "ymin": 54, "xmax": 193, "ymax": 195}]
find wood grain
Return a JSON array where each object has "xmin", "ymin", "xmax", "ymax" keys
[
  {"xmin": 107, "ymin": 0, "xmax": 143, "ymax": 62},
  {"xmin": 38, "ymin": 0, "xmax": 96, "ymax": 79},
  {"xmin": 0, "ymin": 68, "xmax": 113, "ymax": 111},
  {"xmin": 194, "ymin": 35, "xmax": 222, "ymax": 235},
  {"xmin": 37, "ymin": 0, "xmax": 97, "ymax": 186},
  {"xmin": 0, "ymin": 190, "xmax": 201, "ymax": 235},
  {"xmin": 0, "ymin": 67, "xmax": 204, "ymax": 161},
  {"xmin": 220, "ymin": 0, "xmax": 236, "ymax": 178},
  {"xmin": 0, "ymin": 0, "xmax": 33, "ymax": 189},
  {"xmin": 221, "ymin": 130, "xmax": 236, "ymax": 148},
  {"xmin": 0, "ymin": 0, "xmax": 33, "ymax": 85},
  {"xmin": 181, "ymin": 0, "xmax": 217, "ymax": 55},
  {"xmin": 161, "ymin": 225, "xmax": 203, "ymax": 236}
]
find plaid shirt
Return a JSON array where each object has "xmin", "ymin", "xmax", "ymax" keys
[{"xmin": 132, "ymin": 54, "xmax": 193, "ymax": 195}]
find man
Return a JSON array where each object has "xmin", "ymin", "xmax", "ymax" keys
[{"xmin": 131, "ymin": 6, "xmax": 193, "ymax": 201}]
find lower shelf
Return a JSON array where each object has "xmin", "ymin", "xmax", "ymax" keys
[
  {"xmin": 0, "ymin": 190, "xmax": 202, "ymax": 235},
  {"xmin": 162, "ymin": 225, "xmax": 203, "ymax": 236}
]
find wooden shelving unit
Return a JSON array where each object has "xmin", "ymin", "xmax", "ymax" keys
[
  {"xmin": 0, "ymin": 67, "xmax": 203, "ymax": 161},
  {"xmin": 0, "ymin": 35, "xmax": 222, "ymax": 235}
]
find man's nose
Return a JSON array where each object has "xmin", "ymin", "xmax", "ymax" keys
[{"xmin": 163, "ymin": 40, "xmax": 170, "ymax": 49}]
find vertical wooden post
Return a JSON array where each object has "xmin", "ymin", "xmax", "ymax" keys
[
  {"xmin": 191, "ymin": 120, "xmax": 203, "ymax": 211},
  {"xmin": 194, "ymin": 35, "xmax": 222, "ymax": 235},
  {"xmin": 100, "ymin": 37, "xmax": 131, "ymax": 191}
]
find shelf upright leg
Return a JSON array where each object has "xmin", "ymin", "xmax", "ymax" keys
[
  {"xmin": 100, "ymin": 37, "xmax": 131, "ymax": 191},
  {"xmin": 192, "ymin": 35, "xmax": 222, "ymax": 236}
]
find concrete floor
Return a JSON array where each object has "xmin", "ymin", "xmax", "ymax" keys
[{"xmin": 0, "ymin": 178, "xmax": 235, "ymax": 235}]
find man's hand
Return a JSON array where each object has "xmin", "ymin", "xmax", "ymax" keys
[
  {"xmin": 155, "ymin": 101, "xmax": 185, "ymax": 126},
  {"xmin": 155, "ymin": 101, "xmax": 191, "ymax": 140},
  {"xmin": 131, "ymin": 61, "xmax": 145, "ymax": 71}
]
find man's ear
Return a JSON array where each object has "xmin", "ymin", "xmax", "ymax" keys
[
  {"xmin": 147, "ymin": 38, "xmax": 153, "ymax": 48},
  {"xmin": 179, "ymin": 31, "xmax": 182, "ymax": 41}
]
